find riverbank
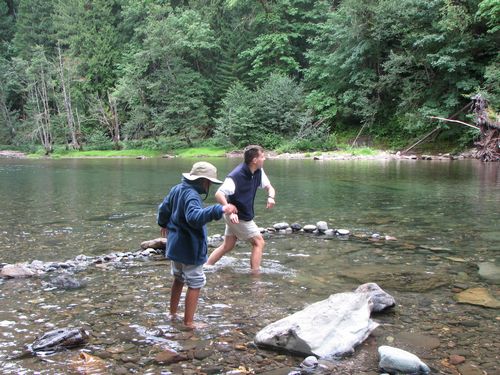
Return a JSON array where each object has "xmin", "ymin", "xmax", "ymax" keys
[{"xmin": 0, "ymin": 148, "xmax": 476, "ymax": 161}]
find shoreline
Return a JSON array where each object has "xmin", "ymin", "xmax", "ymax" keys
[{"xmin": 0, "ymin": 149, "xmax": 476, "ymax": 161}]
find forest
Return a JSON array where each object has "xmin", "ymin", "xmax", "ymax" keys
[{"xmin": 0, "ymin": 0, "xmax": 498, "ymax": 154}]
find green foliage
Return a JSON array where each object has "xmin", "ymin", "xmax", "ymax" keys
[
  {"xmin": 12, "ymin": 0, "xmax": 57, "ymax": 59},
  {"xmin": 215, "ymin": 74, "xmax": 312, "ymax": 148},
  {"xmin": 305, "ymin": 0, "xmax": 498, "ymax": 147},
  {"xmin": 213, "ymin": 81, "xmax": 259, "ymax": 147},
  {"xmin": 2, "ymin": 0, "xmax": 498, "ymax": 153},
  {"xmin": 477, "ymin": 0, "xmax": 500, "ymax": 33},
  {"xmin": 85, "ymin": 130, "xmax": 116, "ymax": 151},
  {"xmin": 116, "ymin": 7, "xmax": 215, "ymax": 144}
]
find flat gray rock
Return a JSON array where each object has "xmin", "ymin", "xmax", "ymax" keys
[{"xmin": 255, "ymin": 292, "xmax": 378, "ymax": 358}]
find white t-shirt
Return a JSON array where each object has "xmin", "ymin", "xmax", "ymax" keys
[{"xmin": 217, "ymin": 169, "xmax": 270, "ymax": 196}]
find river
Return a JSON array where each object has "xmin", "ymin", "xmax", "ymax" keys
[{"xmin": 0, "ymin": 157, "xmax": 498, "ymax": 374}]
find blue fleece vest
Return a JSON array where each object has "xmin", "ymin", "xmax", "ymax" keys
[{"xmin": 227, "ymin": 163, "xmax": 262, "ymax": 221}]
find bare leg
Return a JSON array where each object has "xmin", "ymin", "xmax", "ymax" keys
[
  {"xmin": 206, "ymin": 235, "xmax": 237, "ymax": 265},
  {"xmin": 184, "ymin": 287, "xmax": 201, "ymax": 327},
  {"xmin": 249, "ymin": 234, "xmax": 265, "ymax": 272},
  {"xmin": 170, "ymin": 278, "xmax": 184, "ymax": 319}
]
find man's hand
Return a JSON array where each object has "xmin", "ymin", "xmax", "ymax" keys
[
  {"xmin": 266, "ymin": 196, "xmax": 275, "ymax": 209},
  {"xmin": 222, "ymin": 203, "xmax": 238, "ymax": 215}
]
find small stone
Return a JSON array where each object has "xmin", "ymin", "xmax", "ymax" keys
[
  {"xmin": 273, "ymin": 222, "xmax": 290, "ymax": 230},
  {"xmin": 449, "ymin": 354, "xmax": 465, "ymax": 365},
  {"xmin": 303, "ymin": 225, "xmax": 317, "ymax": 233},
  {"xmin": 316, "ymin": 221, "xmax": 328, "ymax": 232}
]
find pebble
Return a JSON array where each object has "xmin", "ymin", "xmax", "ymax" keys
[{"xmin": 449, "ymin": 354, "xmax": 465, "ymax": 365}]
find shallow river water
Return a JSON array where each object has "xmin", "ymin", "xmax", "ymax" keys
[{"xmin": 0, "ymin": 157, "xmax": 498, "ymax": 374}]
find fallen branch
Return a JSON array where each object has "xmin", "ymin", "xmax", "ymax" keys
[
  {"xmin": 403, "ymin": 126, "xmax": 441, "ymax": 154},
  {"xmin": 428, "ymin": 116, "xmax": 480, "ymax": 130}
]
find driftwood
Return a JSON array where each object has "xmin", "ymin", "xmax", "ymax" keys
[
  {"xmin": 471, "ymin": 94, "xmax": 500, "ymax": 161},
  {"xmin": 427, "ymin": 95, "xmax": 499, "ymax": 161}
]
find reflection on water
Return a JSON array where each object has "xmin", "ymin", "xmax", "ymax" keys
[{"xmin": 0, "ymin": 158, "xmax": 499, "ymax": 374}]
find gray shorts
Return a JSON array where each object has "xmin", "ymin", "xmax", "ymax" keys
[
  {"xmin": 171, "ymin": 262, "xmax": 206, "ymax": 289},
  {"xmin": 223, "ymin": 214, "xmax": 261, "ymax": 240}
]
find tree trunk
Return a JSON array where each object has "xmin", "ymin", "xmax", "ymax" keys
[{"xmin": 57, "ymin": 44, "xmax": 80, "ymax": 150}]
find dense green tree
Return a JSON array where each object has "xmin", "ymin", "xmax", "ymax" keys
[
  {"xmin": 305, "ymin": 0, "xmax": 498, "ymax": 144},
  {"xmin": 238, "ymin": 0, "xmax": 329, "ymax": 84},
  {"xmin": 12, "ymin": 0, "xmax": 57, "ymax": 59},
  {"xmin": 54, "ymin": 0, "xmax": 125, "ymax": 96},
  {"xmin": 116, "ymin": 6, "xmax": 215, "ymax": 144},
  {"xmin": 0, "ymin": 57, "xmax": 19, "ymax": 143},
  {"xmin": 0, "ymin": 0, "xmax": 16, "ymax": 57},
  {"xmin": 213, "ymin": 81, "xmax": 258, "ymax": 147},
  {"xmin": 215, "ymin": 74, "xmax": 312, "ymax": 148}
]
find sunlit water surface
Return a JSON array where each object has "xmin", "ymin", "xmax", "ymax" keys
[{"xmin": 0, "ymin": 158, "xmax": 498, "ymax": 374}]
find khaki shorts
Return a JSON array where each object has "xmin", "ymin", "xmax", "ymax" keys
[{"xmin": 223, "ymin": 214, "xmax": 261, "ymax": 240}]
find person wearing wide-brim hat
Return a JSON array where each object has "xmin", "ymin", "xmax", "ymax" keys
[{"xmin": 158, "ymin": 161, "xmax": 237, "ymax": 328}]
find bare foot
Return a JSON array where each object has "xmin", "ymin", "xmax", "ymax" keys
[
  {"xmin": 167, "ymin": 313, "xmax": 179, "ymax": 321},
  {"xmin": 183, "ymin": 321, "xmax": 208, "ymax": 330}
]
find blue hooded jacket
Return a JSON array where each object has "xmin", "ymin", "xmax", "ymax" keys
[{"xmin": 157, "ymin": 179, "xmax": 223, "ymax": 265}]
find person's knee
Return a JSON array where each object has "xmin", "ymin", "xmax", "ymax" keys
[{"xmin": 250, "ymin": 235, "xmax": 265, "ymax": 250}]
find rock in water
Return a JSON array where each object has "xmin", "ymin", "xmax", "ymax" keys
[
  {"xmin": 254, "ymin": 292, "xmax": 378, "ymax": 358},
  {"xmin": 378, "ymin": 345, "xmax": 430, "ymax": 374},
  {"xmin": 31, "ymin": 327, "xmax": 89, "ymax": 353},
  {"xmin": 355, "ymin": 282, "xmax": 396, "ymax": 312}
]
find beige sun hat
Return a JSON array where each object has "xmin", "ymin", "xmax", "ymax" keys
[{"xmin": 182, "ymin": 162, "xmax": 223, "ymax": 184}]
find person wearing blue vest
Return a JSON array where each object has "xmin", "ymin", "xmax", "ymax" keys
[
  {"xmin": 206, "ymin": 145, "xmax": 276, "ymax": 273},
  {"xmin": 158, "ymin": 162, "xmax": 238, "ymax": 328}
]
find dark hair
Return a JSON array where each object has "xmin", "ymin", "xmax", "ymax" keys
[{"xmin": 243, "ymin": 145, "xmax": 264, "ymax": 164}]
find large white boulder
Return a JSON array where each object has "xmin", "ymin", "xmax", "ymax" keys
[{"xmin": 254, "ymin": 292, "xmax": 378, "ymax": 358}]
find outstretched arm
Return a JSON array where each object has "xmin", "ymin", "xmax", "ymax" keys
[{"xmin": 265, "ymin": 184, "xmax": 276, "ymax": 209}]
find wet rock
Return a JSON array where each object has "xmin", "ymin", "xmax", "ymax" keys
[
  {"xmin": 449, "ymin": 354, "xmax": 465, "ymax": 365},
  {"xmin": 335, "ymin": 229, "xmax": 350, "ymax": 236},
  {"xmin": 477, "ymin": 262, "xmax": 500, "ymax": 284},
  {"xmin": 378, "ymin": 345, "xmax": 430, "ymax": 374},
  {"xmin": 193, "ymin": 347, "xmax": 214, "ymax": 360},
  {"xmin": 316, "ymin": 221, "xmax": 328, "ymax": 232},
  {"xmin": 290, "ymin": 223, "xmax": 302, "ymax": 232},
  {"xmin": 140, "ymin": 237, "xmax": 166, "ymax": 250},
  {"xmin": 255, "ymin": 292, "xmax": 378, "ymax": 358},
  {"xmin": 1, "ymin": 263, "xmax": 39, "ymax": 278},
  {"xmin": 303, "ymin": 225, "xmax": 317, "ymax": 233},
  {"xmin": 456, "ymin": 363, "xmax": 484, "ymax": 375},
  {"xmin": 273, "ymin": 222, "xmax": 290, "ymax": 230},
  {"xmin": 300, "ymin": 355, "xmax": 318, "ymax": 369},
  {"xmin": 454, "ymin": 287, "xmax": 500, "ymax": 308},
  {"xmin": 31, "ymin": 327, "xmax": 89, "ymax": 353},
  {"xmin": 201, "ymin": 366, "xmax": 225, "ymax": 375},
  {"xmin": 69, "ymin": 352, "xmax": 107, "ymax": 374},
  {"xmin": 48, "ymin": 274, "xmax": 86, "ymax": 290},
  {"xmin": 354, "ymin": 282, "xmax": 395, "ymax": 312},
  {"xmin": 154, "ymin": 348, "xmax": 188, "ymax": 364}
]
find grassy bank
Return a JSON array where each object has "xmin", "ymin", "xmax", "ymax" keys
[{"xmin": 24, "ymin": 146, "xmax": 230, "ymax": 159}]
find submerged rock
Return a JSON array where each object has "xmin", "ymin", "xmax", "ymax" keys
[
  {"xmin": 378, "ymin": 345, "xmax": 430, "ymax": 374},
  {"xmin": 454, "ymin": 287, "xmax": 500, "ymax": 308},
  {"xmin": 254, "ymin": 292, "xmax": 378, "ymax": 358},
  {"xmin": 477, "ymin": 262, "xmax": 500, "ymax": 284},
  {"xmin": 47, "ymin": 274, "xmax": 87, "ymax": 290}
]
